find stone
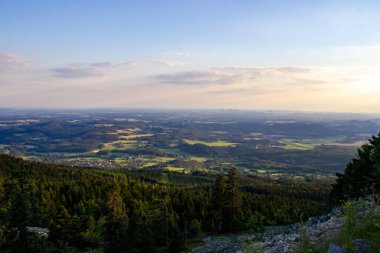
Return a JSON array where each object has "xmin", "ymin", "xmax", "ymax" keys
[
  {"xmin": 308, "ymin": 216, "xmax": 319, "ymax": 224},
  {"xmin": 26, "ymin": 226, "xmax": 49, "ymax": 237},
  {"xmin": 327, "ymin": 243, "xmax": 346, "ymax": 253}
]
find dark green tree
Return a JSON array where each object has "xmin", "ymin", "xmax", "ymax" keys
[
  {"xmin": 105, "ymin": 185, "xmax": 128, "ymax": 252},
  {"xmin": 331, "ymin": 132, "xmax": 380, "ymax": 203},
  {"xmin": 211, "ymin": 168, "xmax": 243, "ymax": 233},
  {"xmin": 224, "ymin": 167, "xmax": 242, "ymax": 232},
  {"xmin": 211, "ymin": 174, "xmax": 226, "ymax": 233}
]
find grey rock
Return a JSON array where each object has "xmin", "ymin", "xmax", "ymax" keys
[
  {"xmin": 308, "ymin": 216, "xmax": 319, "ymax": 224},
  {"xmin": 26, "ymin": 226, "xmax": 49, "ymax": 237},
  {"xmin": 327, "ymin": 243, "xmax": 346, "ymax": 253}
]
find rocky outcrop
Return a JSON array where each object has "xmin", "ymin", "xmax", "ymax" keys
[
  {"xmin": 189, "ymin": 236, "xmax": 242, "ymax": 253},
  {"xmin": 327, "ymin": 244, "xmax": 345, "ymax": 253},
  {"xmin": 190, "ymin": 209, "xmax": 344, "ymax": 253},
  {"xmin": 26, "ymin": 226, "xmax": 49, "ymax": 237},
  {"xmin": 190, "ymin": 198, "xmax": 379, "ymax": 253},
  {"xmin": 239, "ymin": 213, "xmax": 343, "ymax": 253}
]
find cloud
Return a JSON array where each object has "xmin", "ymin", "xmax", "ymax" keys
[
  {"xmin": 0, "ymin": 53, "xmax": 31, "ymax": 71},
  {"xmin": 89, "ymin": 60, "xmax": 181, "ymax": 68},
  {"xmin": 154, "ymin": 71, "xmax": 243, "ymax": 85},
  {"xmin": 89, "ymin": 61, "xmax": 143, "ymax": 68},
  {"xmin": 216, "ymin": 66, "xmax": 312, "ymax": 75},
  {"xmin": 152, "ymin": 67, "xmax": 315, "ymax": 85},
  {"xmin": 53, "ymin": 60, "xmax": 182, "ymax": 78},
  {"xmin": 52, "ymin": 66, "xmax": 107, "ymax": 78}
]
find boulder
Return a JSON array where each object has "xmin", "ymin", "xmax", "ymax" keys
[{"xmin": 327, "ymin": 244, "xmax": 346, "ymax": 253}]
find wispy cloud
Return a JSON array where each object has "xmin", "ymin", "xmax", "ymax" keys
[
  {"xmin": 52, "ymin": 66, "xmax": 107, "ymax": 78},
  {"xmin": 152, "ymin": 66, "xmax": 315, "ymax": 86},
  {"xmin": 0, "ymin": 52, "xmax": 31, "ymax": 71},
  {"xmin": 89, "ymin": 60, "xmax": 182, "ymax": 68},
  {"xmin": 53, "ymin": 60, "xmax": 182, "ymax": 78},
  {"xmin": 154, "ymin": 71, "xmax": 242, "ymax": 85},
  {"xmin": 216, "ymin": 66, "xmax": 312, "ymax": 75}
]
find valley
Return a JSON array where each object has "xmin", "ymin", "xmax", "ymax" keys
[{"xmin": 1, "ymin": 109, "xmax": 378, "ymax": 179}]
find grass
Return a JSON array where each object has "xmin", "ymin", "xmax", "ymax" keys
[
  {"xmin": 119, "ymin": 134, "xmax": 154, "ymax": 139},
  {"xmin": 160, "ymin": 148, "xmax": 182, "ymax": 155},
  {"xmin": 91, "ymin": 140, "xmax": 141, "ymax": 153},
  {"xmin": 184, "ymin": 139, "xmax": 236, "ymax": 147},
  {"xmin": 153, "ymin": 157, "xmax": 176, "ymax": 163},
  {"xmin": 189, "ymin": 157, "xmax": 208, "ymax": 162},
  {"xmin": 241, "ymin": 240, "xmax": 263, "ymax": 253},
  {"xmin": 165, "ymin": 166, "xmax": 187, "ymax": 173},
  {"xmin": 279, "ymin": 139, "xmax": 317, "ymax": 150},
  {"xmin": 107, "ymin": 141, "xmax": 138, "ymax": 150},
  {"xmin": 113, "ymin": 158, "xmax": 128, "ymax": 165},
  {"xmin": 337, "ymin": 198, "xmax": 380, "ymax": 251},
  {"xmin": 280, "ymin": 137, "xmax": 364, "ymax": 151},
  {"xmin": 307, "ymin": 197, "xmax": 380, "ymax": 252},
  {"xmin": 142, "ymin": 162, "xmax": 157, "ymax": 167},
  {"xmin": 184, "ymin": 240, "xmax": 205, "ymax": 252}
]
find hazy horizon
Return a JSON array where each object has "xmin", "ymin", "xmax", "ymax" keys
[
  {"xmin": 2, "ymin": 106, "xmax": 380, "ymax": 117},
  {"xmin": 2, "ymin": 1, "xmax": 380, "ymax": 112}
]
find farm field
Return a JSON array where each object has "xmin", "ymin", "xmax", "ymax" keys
[
  {"xmin": 184, "ymin": 139, "xmax": 236, "ymax": 147},
  {"xmin": 0, "ymin": 109, "xmax": 378, "ymax": 177}
]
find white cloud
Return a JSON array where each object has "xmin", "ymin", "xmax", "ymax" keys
[
  {"xmin": 153, "ymin": 70, "xmax": 242, "ymax": 85},
  {"xmin": 89, "ymin": 60, "xmax": 182, "ymax": 68},
  {"xmin": 0, "ymin": 52, "xmax": 31, "ymax": 71},
  {"xmin": 52, "ymin": 60, "xmax": 183, "ymax": 78},
  {"xmin": 52, "ymin": 66, "xmax": 108, "ymax": 78},
  {"xmin": 152, "ymin": 66, "xmax": 319, "ymax": 86}
]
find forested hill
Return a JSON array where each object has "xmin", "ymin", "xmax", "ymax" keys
[{"xmin": 0, "ymin": 155, "xmax": 331, "ymax": 252}]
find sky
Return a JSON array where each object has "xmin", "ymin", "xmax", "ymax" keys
[{"xmin": 1, "ymin": 0, "xmax": 380, "ymax": 112}]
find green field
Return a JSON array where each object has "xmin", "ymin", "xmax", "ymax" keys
[
  {"xmin": 189, "ymin": 156, "xmax": 208, "ymax": 162},
  {"xmin": 142, "ymin": 162, "xmax": 157, "ymax": 167},
  {"xmin": 184, "ymin": 139, "xmax": 236, "ymax": 147},
  {"xmin": 153, "ymin": 157, "xmax": 177, "ymax": 162},
  {"xmin": 165, "ymin": 166, "xmax": 187, "ymax": 173},
  {"xmin": 280, "ymin": 139, "xmax": 317, "ymax": 150},
  {"xmin": 119, "ymin": 133, "xmax": 154, "ymax": 139}
]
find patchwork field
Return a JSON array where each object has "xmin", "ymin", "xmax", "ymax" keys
[
  {"xmin": 184, "ymin": 139, "xmax": 236, "ymax": 147},
  {"xmin": 279, "ymin": 139, "xmax": 317, "ymax": 150},
  {"xmin": 0, "ymin": 109, "xmax": 376, "ymax": 176}
]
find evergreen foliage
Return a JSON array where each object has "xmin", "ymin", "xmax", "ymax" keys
[
  {"xmin": 331, "ymin": 132, "xmax": 380, "ymax": 203},
  {"xmin": 0, "ymin": 154, "xmax": 330, "ymax": 252}
]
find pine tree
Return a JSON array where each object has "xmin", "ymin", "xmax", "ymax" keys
[
  {"xmin": 105, "ymin": 185, "xmax": 128, "ymax": 252},
  {"xmin": 211, "ymin": 174, "xmax": 226, "ymax": 233},
  {"xmin": 331, "ymin": 132, "xmax": 380, "ymax": 203},
  {"xmin": 211, "ymin": 168, "xmax": 243, "ymax": 233},
  {"xmin": 224, "ymin": 167, "xmax": 242, "ymax": 232}
]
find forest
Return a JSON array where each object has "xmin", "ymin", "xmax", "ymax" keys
[{"xmin": 0, "ymin": 154, "xmax": 331, "ymax": 252}]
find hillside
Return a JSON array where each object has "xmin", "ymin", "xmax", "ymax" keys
[
  {"xmin": 1, "ymin": 133, "xmax": 379, "ymax": 252},
  {"xmin": 0, "ymin": 154, "xmax": 330, "ymax": 252}
]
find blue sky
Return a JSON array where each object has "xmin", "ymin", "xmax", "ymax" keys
[{"xmin": 1, "ymin": 1, "xmax": 380, "ymax": 112}]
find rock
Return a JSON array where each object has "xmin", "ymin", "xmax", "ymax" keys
[
  {"xmin": 353, "ymin": 239, "xmax": 371, "ymax": 253},
  {"xmin": 308, "ymin": 216, "xmax": 319, "ymax": 224},
  {"xmin": 26, "ymin": 226, "xmax": 49, "ymax": 237},
  {"xmin": 327, "ymin": 243, "xmax": 346, "ymax": 253}
]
